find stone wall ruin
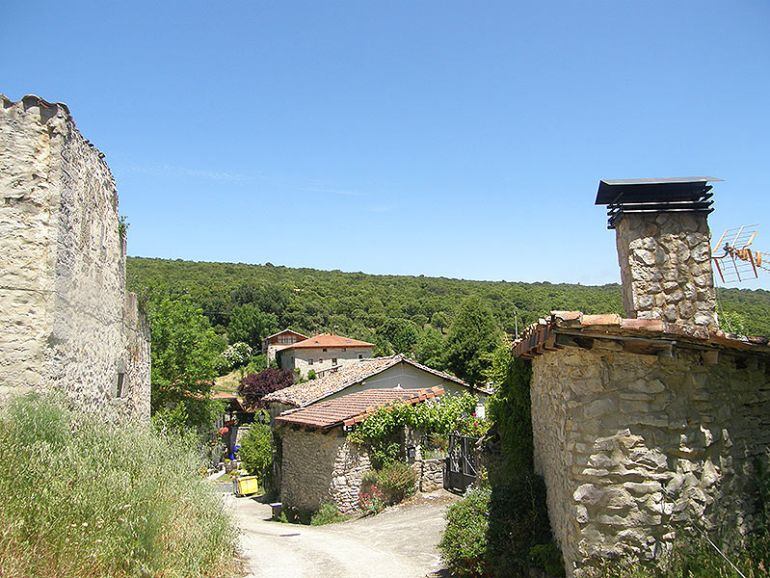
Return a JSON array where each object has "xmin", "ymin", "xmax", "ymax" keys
[{"xmin": 0, "ymin": 94, "xmax": 150, "ymax": 421}]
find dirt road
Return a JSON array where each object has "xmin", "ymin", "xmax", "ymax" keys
[{"xmin": 225, "ymin": 493, "xmax": 456, "ymax": 578}]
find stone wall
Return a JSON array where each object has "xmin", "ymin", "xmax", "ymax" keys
[
  {"xmin": 280, "ymin": 427, "xmax": 371, "ymax": 514},
  {"xmin": 615, "ymin": 212, "xmax": 717, "ymax": 331},
  {"xmin": 0, "ymin": 95, "xmax": 150, "ymax": 421},
  {"xmin": 531, "ymin": 342, "xmax": 770, "ymax": 577},
  {"xmin": 412, "ymin": 458, "xmax": 444, "ymax": 492}
]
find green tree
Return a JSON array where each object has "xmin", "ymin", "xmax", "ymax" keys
[
  {"xmin": 239, "ymin": 421, "xmax": 274, "ymax": 482},
  {"xmin": 377, "ymin": 318, "xmax": 419, "ymax": 355},
  {"xmin": 228, "ymin": 304, "xmax": 279, "ymax": 349},
  {"xmin": 414, "ymin": 326, "xmax": 446, "ymax": 369},
  {"xmin": 444, "ymin": 297, "xmax": 501, "ymax": 384},
  {"xmin": 149, "ymin": 296, "xmax": 226, "ymax": 430}
]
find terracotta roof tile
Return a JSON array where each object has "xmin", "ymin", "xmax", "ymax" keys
[
  {"xmin": 513, "ymin": 310, "xmax": 770, "ymax": 359},
  {"xmin": 277, "ymin": 333, "xmax": 374, "ymax": 351},
  {"xmin": 262, "ymin": 354, "xmax": 476, "ymax": 408},
  {"xmin": 274, "ymin": 387, "xmax": 444, "ymax": 430}
]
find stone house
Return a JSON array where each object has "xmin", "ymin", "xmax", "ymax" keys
[
  {"xmin": 275, "ymin": 387, "xmax": 444, "ymax": 514},
  {"xmin": 0, "ymin": 95, "xmax": 150, "ymax": 421},
  {"xmin": 262, "ymin": 328, "xmax": 308, "ymax": 362},
  {"xmin": 513, "ymin": 177, "xmax": 770, "ymax": 577},
  {"xmin": 275, "ymin": 333, "xmax": 374, "ymax": 377},
  {"xmin": 263, "ymin": 353, "xmax": 487, "ymax": 418}
]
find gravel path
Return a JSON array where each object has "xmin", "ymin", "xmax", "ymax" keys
[{"xmin": 224, "ymin": 491, "xmax": 456, "ymax": 578}]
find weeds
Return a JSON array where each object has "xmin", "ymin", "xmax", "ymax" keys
[{"xmin": 0, "ymin": 393, "xmax": 239, "ymax": 577}]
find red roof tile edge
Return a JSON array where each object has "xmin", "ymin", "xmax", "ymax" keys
[
  {"xmin": 513, "ymin": 311, "xmax": 770, "ymax": 359},
  {"xmin": 276, "ymin": 333, "xmax": 375, "ymax": 351},
  {"xmin": 274, "ymin": 386, "xmax": 445, "ymax": 431}
]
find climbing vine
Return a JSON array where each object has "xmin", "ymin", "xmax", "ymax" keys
[{"xmin": 348, "ymin": 393, "xmax": 488, "ymax": 466}]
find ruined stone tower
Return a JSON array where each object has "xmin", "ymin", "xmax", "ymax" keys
[
  {"xmin": 0, "ymin": 95, "xmax": 150, "ymax": 421},
  {"xmin": 596, "ymin": 177, "xmax": 720, "ymax": 331}
]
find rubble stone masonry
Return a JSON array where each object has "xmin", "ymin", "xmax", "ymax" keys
[
  {"xmin": 531, "ymin": 342, "xmax": 770, "ymax": 577},
  {"xmin": 615, "ymin": 212, "xmax": 718, "ymax": 331},
  {"xmin": 280, "ymin": 428, "xmax": 371, "ymax": 514},
  {"xmin": 0, "ymin": 95, "xmax": 150, "ymax": 420}
]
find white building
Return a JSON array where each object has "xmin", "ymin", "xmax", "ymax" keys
[
  {"xmin": 262, "ymin": 329, "xmax": 308, "ymax": 363},
  {"xmin": 263, "ymin": 353, "xmax": 491, "ymax": 417},
  {"xmin": 276, "ymin": 333, "xmax": 374, "ymax": 377}
]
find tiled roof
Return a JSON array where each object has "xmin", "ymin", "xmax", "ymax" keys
[
  {"xmin": 277, "ymin": 333, "xmax": 374, "ymax": 351},
  {"xmin": 275, "ymin": 386, "xmax": 444, "ymax": 430},
  {"xmin": 264, "ymin": 328, "xmax": 308, "ymax": 340},
  {"xmin": 262, "ymin": 354, "xmax": 476, "ymax": 408},
  {"xmin": 513, "ymin": 310, "xmax": 770, "ymax": 359}
]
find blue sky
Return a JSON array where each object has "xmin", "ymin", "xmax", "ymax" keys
[{"xmin": 3, "ymin": 1, "xmax": 769, "ymax": 288}]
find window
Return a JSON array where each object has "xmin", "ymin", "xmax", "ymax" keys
[
  {"xmin": 318, "ymin": 358, "xmax": 323, "ymax": 364},
  {"xmin": 332, "ymin": 358, "xmax": 338, "ymax": 365},
  {"xmin": 358, "ymin": 354, "xmax": 363, "ymax": 359},
  {"xmin": 323, "ymin": 348, "xmax": 328, "ymax": 352},
  {"xmin": 308, "ymin": 358, "xmax": 314, "ymax": 365},
  {"xmin": 116, "ymin": 372, "xmax": 125, "ymax": 398}
]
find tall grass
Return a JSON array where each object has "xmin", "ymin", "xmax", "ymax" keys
[{"xmin": 0, "ymin": 393, "xmax": 239, "ymax": 577}]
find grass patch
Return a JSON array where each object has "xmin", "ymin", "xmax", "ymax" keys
[
  {"xmin": 213, "ymin": 369, "xmax": 241, "ymax": 394},
  {"xmin": 0, "ymin": 393, "xmax": 239, "ymax": 577},
  {"xmin": 310, "ymin": 502, "xmax": 349, "ymax": 526}
]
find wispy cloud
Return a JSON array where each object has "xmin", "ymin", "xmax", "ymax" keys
[
  {"xmin": 122, "ymin": 162, "xmax": 372, "ymax": 197},
  {"xmin": 123, "ymin": 163, "xmax": 255, "ymax": 183},
  {"xmin": 300, "ymin": 184, "xmax": 366, "ymax": 197},
  {"xmin": 366, "ymin": 204, "xmax": 396, "ymax": 214}
]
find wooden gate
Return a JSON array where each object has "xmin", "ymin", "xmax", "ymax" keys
[{"xmin": 444, "ymin": 434, "xmax": 479, "ymax": 493}]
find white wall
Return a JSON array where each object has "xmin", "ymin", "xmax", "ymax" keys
[
  {"xmin": 322, "ymin": 362, "xmax": 482, "ymax": 402},
  {"xmin": 280, "ymin": 347, "xmax": 372, "ymax": 377}
]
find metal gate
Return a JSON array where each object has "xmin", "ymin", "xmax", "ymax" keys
[{"xmin": 444, "ymin": 434, "xmax": 479, "ymax": 493}]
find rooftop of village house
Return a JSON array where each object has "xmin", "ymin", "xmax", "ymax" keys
[
  {"xmin": 513, "ymin": 310, "xmax": 770, "ymax": 359},
  {"xmin": 276, "ymin": 333, "xmax": 375, "ymax": 351},
  {"xmin": 274, "ymin": 386, "xmax": 444, "ymax": 430},
  {"xmin": 264, "ymin": 328, "xmax": 308, "ymax": 341},
  {"xmin": 262, "ymin": 354, "xmax": 480, "ymax": 408}
]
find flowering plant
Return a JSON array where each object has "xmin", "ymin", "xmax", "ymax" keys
[
  {"xmin": 456, "ymin": 414, "xmax": 491, "ymax": 438},
  {"xmin": 358, "ymin": 484, "xmax": 385, "ymax": 516}
]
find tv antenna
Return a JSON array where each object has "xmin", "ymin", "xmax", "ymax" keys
[{"xmin": 711, "ymin": 225, "xmax": 769, "ymax": 284}]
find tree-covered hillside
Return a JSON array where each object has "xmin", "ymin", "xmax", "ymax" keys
[{"xmin": 127, "ymin": 257, "xmax": 770, "ymax": 346}]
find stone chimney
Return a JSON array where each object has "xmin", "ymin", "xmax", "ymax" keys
[{"xmin": 596, "ymin": 177, "xmax": 721, "ymax": 331}]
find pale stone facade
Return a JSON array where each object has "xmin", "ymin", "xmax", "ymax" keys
[
  {"xmin": 530, "ymin": 337, "xmax": 770, "ymax": 577},
  {"xmin": 280, "ymin": 427, "xmax": 371, "ymax": 514},
  {"xmin": 0, "ymin": 95, "xmax": 150, "ymax": 421},
  {"xmin": 279, "ymin": 346, "xmax": 373, "ymax": 377},
  {"xmin": 615, "ymin": 212, "xmax": 717, "ymax": 331}
]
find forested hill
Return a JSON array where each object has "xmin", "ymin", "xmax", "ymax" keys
[{"xmin": 126, "ymin": 257, "xmax": 770, "ymax": 345}]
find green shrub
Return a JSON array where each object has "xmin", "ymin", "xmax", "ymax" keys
[
  {"xmin": 375, "ymin": 461, "xmax": 417, "ymax": 504},
  {"xmin": 0, "ymin": 393, "xmax": 238, "ymax": 578},
  {"xmin": 439, "ymin": 487, "xmax": 491, "ymax": 577},
  {"xmin": 239, "ymin": 421, "xmax": 274, "ymax": 483},
  {"xmin": 529, "ymin": 543, "xmax": 565, "ymax": 577},
  {"xmin": 486, "ymin": 474, "xmax": 557, "ymax": 575},
  {"xmin": 307, "ymin": 369, "xmax": 317, "ymax": 380},
  {"xmin": 310, "ymin": 502, "xmax": 349, "ymax": 526}
]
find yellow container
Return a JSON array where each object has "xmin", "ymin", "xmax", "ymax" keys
[{"xmin": 234, "ymin": 475, "xmax": 260, "ymax": 497}]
